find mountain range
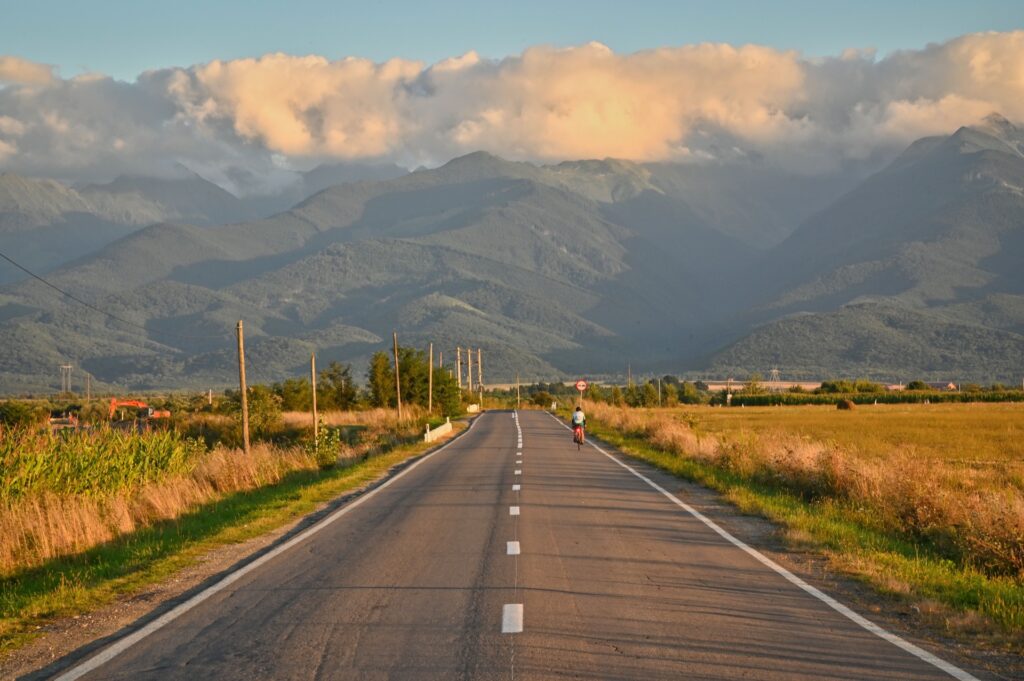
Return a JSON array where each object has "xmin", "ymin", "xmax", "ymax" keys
[{"xmin": 0, "ymin": 115, "xmax": 1022, "ymax": 392}]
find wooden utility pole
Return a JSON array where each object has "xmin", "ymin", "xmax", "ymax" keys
[
  {"xmin": 236, "ymin": 320, "xmax": 250, "ymax": 455},
  {"xmin": 311, "ymin": 353, "xmax": 318, "ymax": 453},
  {"xmin": 516, "ymin": 372, "xmax": 521, "ymax": 410},
  {"xmin": 85, "ymin": 374, "xmax": 91, "ymax": 401},
  {"xmin": 393, "ymin": 332, "xmax": 403, "ymax": 421},
  {"xmin": 456, "ymin": 347, "xmax": 463, "ymax": 389},
  {"xmin": 477, "ymin": 347, "xmax": 483, "ymax": 409},
  {"xmin": 428, "ymin": 342, "xmax": 434, "ymax": 413},
  {"xmin": 467, "ymin": 346, "xmax": 473, "ymax": 392}
]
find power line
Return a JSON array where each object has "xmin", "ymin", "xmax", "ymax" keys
[{"xmin": 0, "ymin": 249, "xmax": 232, "ymax": 341}]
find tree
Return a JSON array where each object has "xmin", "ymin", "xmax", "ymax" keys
[
  {"xmin": 663, "ymin": 382, "xmax": 679, "ymax": 407},
  {"xmin": 432, "ymin": 369, "xmax": 463, "ymax": 417},
  {"xmin": 227, "ymin": 385, "xmax": 282, "ymax": 441},
  {"xmin": 744, "ymin": 373, "xmax": 765, "ymax": 394},
  {"xmin": 397, "ymin": 347, "xmax": 430, "ymax": 407},
  {"xmin": 679, "ymin": 381, "xmax": 702, "ymax": 404},
  {"xmin": 367, "ymin": 351, "xmax": 395, "ymax": 407},
  {"xmin": 275, "ymin": 377, "xmax": 312, "ymax": 411},
  {"xmin": 531, "ymin": 391, "xmax": 553, "ymax": 408},
  {"xmin": 609, "ymin": 385, "xmax": 625, "ymax": 406},
  {"xmin": 642, "ymin": 382, "xmax": 659, "ymax": 407},
  {"xmin": 907, "ymin": 380, "xmax": 929, "ymax": 391},
  {"xmin": 319, "ymin": 361, "xmax": 358, "ymax": 410}
]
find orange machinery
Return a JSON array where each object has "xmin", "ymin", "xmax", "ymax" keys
[{"xmin": 108, "ymin": 398, "xmax": 171, "ymax": 421}]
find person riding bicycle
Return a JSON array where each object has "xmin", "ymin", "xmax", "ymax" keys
[{"xmin": 571, "ymin": 406, "xmax": 586, "ymax": 443}]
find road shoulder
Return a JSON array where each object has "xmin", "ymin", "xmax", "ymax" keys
[
  {"xmin": 2, "ymin": 420, "xmax": 472, "ymax": 680},
  {"xmin": 578, "ymin": 429, "xmax": 1020, "ymax": 681}
]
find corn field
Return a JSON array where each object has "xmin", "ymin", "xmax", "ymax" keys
[{"xmin": 0, "ymin": 426, "xmax": 205, "ymax": 501}]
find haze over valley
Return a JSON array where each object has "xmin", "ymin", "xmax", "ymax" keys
[{"xmin": 2, "ymin": 30, "xmax": 1024, "ymax": 390}]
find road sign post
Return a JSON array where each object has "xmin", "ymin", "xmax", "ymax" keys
[{"xmin": 575, "ymin": 379, "xmax": 588, "ymax": 408}]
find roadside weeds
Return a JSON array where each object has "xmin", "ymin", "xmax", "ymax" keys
[{"xmin": 0, "ymin": 420, "xmax": 466, "ymax": 666}]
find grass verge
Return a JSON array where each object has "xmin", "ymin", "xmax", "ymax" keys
[
  {"xmin": 584, "ymin": 418, "xmax": 1024, "ymax": 648},
  {"xmin": 0, "ymin": 423, "xmax": 464, "ymax": 657}
]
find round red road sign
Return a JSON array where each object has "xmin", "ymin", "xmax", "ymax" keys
[{"xmin": 575, "ymin": 379, "xmax": 588, "ymax": 391}]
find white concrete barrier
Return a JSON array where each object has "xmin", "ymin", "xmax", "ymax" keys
[
  {"xmin": 466, "ymin": 404, "xmax": 480, "ymax": 413},
  {"xmin": 424, "ymin": 417, "xmax": 453, "ymax": 443}
]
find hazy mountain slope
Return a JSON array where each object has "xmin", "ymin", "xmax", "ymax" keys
[
  {"xmin": 709, "ymin": 301, "xmax": 1024, "ymax": 382},
  {"xmin": 706, "ymin": 114, "xmax": 1024, "ymax": 380},
  {"xmin": 0, "ymin": 151, "xmax": 745, "ymax": 390},
  {"xmin": 81, "ymin": 169, "xmax": 248, "ymax": 226},
  {"xmin": 643, "ymin": 161, "xmax": 873, "ymax": 249}
]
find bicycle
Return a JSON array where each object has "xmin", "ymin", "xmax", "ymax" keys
[{"xmin": 572, "ymin": 424, "xmax": 584, "ymax": 451}]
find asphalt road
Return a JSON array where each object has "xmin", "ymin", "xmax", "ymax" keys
[{"xmin": 45, "ymin": 410, "xmax": 983, "ymax": 681}]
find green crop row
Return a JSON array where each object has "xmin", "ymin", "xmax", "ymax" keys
[{"xmin": 0, "ymin": 427, "xmax": 204, "ymax": 502}]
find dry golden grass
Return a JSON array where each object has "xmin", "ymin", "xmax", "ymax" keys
[
  {"xmin": 683, "ymin": 402, "xmax": 1024, "ymax": 463},
  {"xmin": 588, "ymin": 402, "xmax": 1024, "ymax": 577},
  {"xmin": 281, "ymin": 406, "xmax": 427, "ymax": 430},
  {"xmin": 0, "ymin": 444, "xmax": 317, "ymax": 575}
]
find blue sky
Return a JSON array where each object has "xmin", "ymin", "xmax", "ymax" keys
[{"xmin": 4, "ymin": 0, "xmax": 1022, "ymax": 80}]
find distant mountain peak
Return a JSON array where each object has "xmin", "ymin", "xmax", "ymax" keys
[
  {"xmin": 979, "ymin": 112, "xmax": 1016, "ymax": 136},
  {"xmin": 440, "ymin": 150, "xmax": 519, "ymax": 169}
]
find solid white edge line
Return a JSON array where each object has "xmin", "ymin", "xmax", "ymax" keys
[
  {"xmin": 502, "ymin": 603, "xmax": 524, "ymax": 633},
  {"xmin": 507, "ymin": 541, "xmax": 521, "ymax": 555},
  {"xmin": 546, "ymin": 413, "xmax": 979, "ymax": 681},
  {"xmin": 53, "ymin": 415, "xmax": 484, "ymax": 681}
]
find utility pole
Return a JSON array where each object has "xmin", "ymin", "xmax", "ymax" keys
[
  {"xmin": 393, "ymin": 332, "xmax": 403, "ymax": 421},
  {"xmin": 311, "ymin": 353, "xmax": 318, "ymax": 454},
  {"xmin": 516, "ymin": 372, "xmax": 521, "ymax": 410},
  {"xmin": 59, "ymin": 364, "xmax": 73, "ymax": 395},
  {"xmin": 428, "ymin": 342, "xmax": 434, "ymax": 414},
  {"xmin": 477, "ymin": 347, "xmax": 483, "ymax": 409},
  {"xmin": 658, "ymin": 378, "xmax": 662, "ymax": 407},
  {"xmin": 208, "ymin": 389, "xmax": 213, "ymax": 406},
  {"xmin": 236, "ymin": 320, "xmax": 250, "ymax": 455},
  {"xmin": 467, "ymin": 346, "xmax": 473, "ymax": 393},
  {"xmin": 457, "ymin": 347, "xmax": 463, "ymax": 389},
  {"xmin": 85, "ymin": 374, "xmax": 91, "ymax": 401},
  {"xmin": 627, "ymin": 363, "xmax": 632, "ymax": 388}
]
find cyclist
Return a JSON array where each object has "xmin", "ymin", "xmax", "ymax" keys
[{"xmin": 571, "ymin": 406, "xmax": 586, "ymax": 445}]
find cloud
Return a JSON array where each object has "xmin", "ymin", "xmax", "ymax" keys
[
  {"xmin": 0, "ymin": 31, "xmax": 1023, "ymax": 187},
  {"xmin": 0, "ymin": 56, "xmax": 55, "ymax": 85}
]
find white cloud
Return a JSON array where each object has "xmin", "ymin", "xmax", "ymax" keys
[
  {"xmin": 0, "ymin": 55, "xmax": 55, "ymax": 85},
  {"xmin": 0, "ymin": 32, "xmax": 1023, "ymax": 186}
]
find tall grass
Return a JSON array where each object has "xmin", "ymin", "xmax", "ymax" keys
[
  {"xmin": 0, "ymin": 427, "xmax": 204, "ymax": 500},
  {"xmin": 0, "ymin": 409, "xmax": 432, "ymax": 575}
]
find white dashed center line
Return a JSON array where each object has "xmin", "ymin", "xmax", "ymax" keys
[
  {"xmin": 510, "ymin": 506, "xmax": 520, "ymax": 516},
  {"xmin": 507, "ymin": 541, "xmax": 521, "ymax": 555},
  {"xmin": 502, "ymin": 603, "xmax": 523, "ymax": 633},
  {"xmin": 512, "ymin": 484, "xmax": 520, "ymax": 491}
]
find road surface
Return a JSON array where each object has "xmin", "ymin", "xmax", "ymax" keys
[{"xmin": 43, "ymin": 410, "xmax": 983, "ymax": 680}]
